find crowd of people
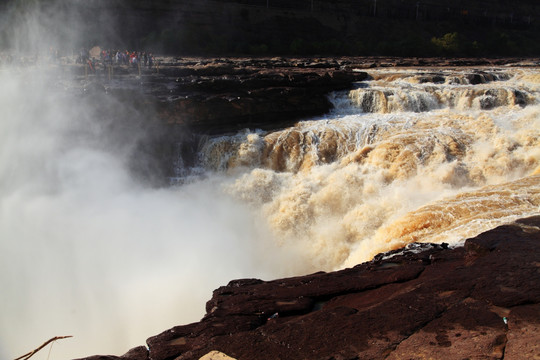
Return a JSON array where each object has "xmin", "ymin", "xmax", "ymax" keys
[
  {"xmin": 77, "ymin": 48, "xmax": 155, "ymax": 69},
  {"xmin": 0, "ymin": 47, "xmax": 158, "ymax": 71}
]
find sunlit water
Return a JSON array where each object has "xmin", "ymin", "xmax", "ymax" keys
[
  {"xmin": 201, "ymin": 67, "xmax": 540, "ymax": 266},
  {"xmin": 1, "ymin": 65, "xmax": 539, "ymax": 359}
]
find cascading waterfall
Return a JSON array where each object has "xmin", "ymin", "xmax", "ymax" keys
[
  {"xmin": 346, "ymin": 70, "xmax": 533, "ymax": 113},
  {"xmin": 1, "ymin": 64, "xmax": 539, "ymax": 360},
  {"xmin": 197, "ymin": 67, "xmax": 540, "ymax": 268}
]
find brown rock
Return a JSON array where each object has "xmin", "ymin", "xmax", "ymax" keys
[
  {"xmin": 81, "ymin": 216, "xmax": 540, "ymax": 360},
  {"xmin": 109, "ymin": 58, "xmax": 369, "ymax": 133},
  {"xmin": 505, "ymin": 304, "xmax": 540, "ymax": 359},
  {"xmin": 386, "ymin": 299, "xmax": 508, "ymax": 360},
  {"xmin": 156, "ymin": 65, "xmax": 366, "ymax": 132},
  {"xmin": 74, "ymin": 345, "xmax": 148, "ymax": 360}
]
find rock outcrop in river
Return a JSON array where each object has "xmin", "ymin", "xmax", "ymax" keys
[{"xmin": 149, "ymin": 57, "xmax": 369, "ymax": 133}]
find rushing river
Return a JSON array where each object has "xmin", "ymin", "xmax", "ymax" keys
[
  {"xmin": 1, "ymin": 65, "xmax": 539, "ymax": 359},
  {"xmin": 199, "ymin": 68, "xmax": 540, "ymax": 268}
]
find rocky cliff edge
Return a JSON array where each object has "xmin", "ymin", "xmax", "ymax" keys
[{"xmin": 76, "ymin": 215, "xmax": 540, "ymax": 360}]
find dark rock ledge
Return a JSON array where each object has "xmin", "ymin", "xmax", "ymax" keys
[
  {"xmin": 81, "ymin": 57, "xmax": 371, "ymax": 134},
  {"xmin": 78, "ymin": 56, "xmax": 540, "ymax": 181},
  {"xmin": 82, "ymin": 56, "xmax": 540, "ymax": 135},
  {"xmin": 77, "ymin": 215, "xmax": 540, "ymax": 360}
]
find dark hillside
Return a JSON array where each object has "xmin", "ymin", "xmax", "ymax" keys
[
  {"xmin": 102, "ymin": 0, "xmax": 540, "ymax": 57},
  {"xmin": 1, "ymin": 0, "xmax": 539, "ymax": 57}
]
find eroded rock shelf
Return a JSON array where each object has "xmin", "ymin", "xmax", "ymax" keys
[{"xmin": 77, "ymin": 216, "xmax": 540, "ymax": 360}]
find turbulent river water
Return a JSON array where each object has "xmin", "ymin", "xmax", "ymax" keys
[{"xmin": 1, "ymin": 65, "xmax": 539, "ymax": 359}]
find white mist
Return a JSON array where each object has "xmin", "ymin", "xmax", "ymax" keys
[{"xmin": 0, "ymin": 65, "xmax": 306, "ymax": 360}]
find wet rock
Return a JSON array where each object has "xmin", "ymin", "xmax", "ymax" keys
[
  {"xmin": 150, "ymin": 61, "xmax": 368, "ymax": 133},
  {"xmin": 418, "ymin": 74, "xmax": 446, "ymax": 83}
]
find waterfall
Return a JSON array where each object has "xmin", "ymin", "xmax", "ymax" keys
[{"xmin": 1, "ymin": 65, "xmax": 539, "ymax": 360}]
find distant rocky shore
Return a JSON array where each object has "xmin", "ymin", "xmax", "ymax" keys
[
  {"xmin": 77, "ymin": 216, "xmax": 540, "ymax": 360},
  {"xmin": 78, "ymin": 55, "xmax": 540, "ymax": 133},
  {"xmin": 65, "ymin": 55, "xmax": 540, "ymax": 181}
]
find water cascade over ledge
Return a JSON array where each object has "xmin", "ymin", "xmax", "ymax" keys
[
  {"xmin": 197, "ymin": 67, "xmax": 540, "ymax": 268},
  {"xmin": 1, "ymin": 65, "xmax": 539, "ymax": 360}
]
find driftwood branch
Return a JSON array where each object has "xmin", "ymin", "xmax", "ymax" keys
[{"xmin": 14, "ymin": 336, "xmax": 73, "ymax": 360}]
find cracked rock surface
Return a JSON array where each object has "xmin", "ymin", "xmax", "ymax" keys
[{"xmin": 77, "ymin": 216, "xmax": 540, "ymax": 360}]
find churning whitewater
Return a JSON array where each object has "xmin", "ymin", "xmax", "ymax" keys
[
  {"xmin": 201, "ymin": 67, "xmax": 540, "ymax": 268},
  {"xmin": 1, "ymin": 64, "xmax": 539, "ymax": 360}
]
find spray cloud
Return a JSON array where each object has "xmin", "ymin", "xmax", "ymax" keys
[{"xmin": 0, "ymin": 2, "xmax": 305, "ymax": 359}]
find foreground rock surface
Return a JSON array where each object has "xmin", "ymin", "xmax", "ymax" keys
[{"xmin": 77, "ymin": 216, "xmax": 540, "ymax": 360}]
